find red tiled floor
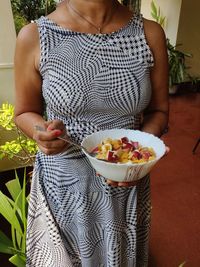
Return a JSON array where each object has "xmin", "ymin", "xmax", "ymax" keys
[{"xmin": 149, "ymin": 90, "xmax": 200, "ymax": 267}]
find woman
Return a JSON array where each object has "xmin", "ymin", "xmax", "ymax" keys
[{"xmin": 14, "ymin": 0, "xmax": 169, "ymax": 266}]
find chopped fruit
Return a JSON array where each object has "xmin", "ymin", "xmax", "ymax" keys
[
  {"xmin": 131, "ymin": 150, "xmax": 142, "ymax": 160},
  {"xmin": 91, "ymin": 146, "xmax": 99, "ymax": 153},
  {"xmin": 131, "ymin": 141, "xmax": 139, "ymax": 149},
  {"xmin": 112, "ymin": 139, "xmax": 122, "ymax": 150},
  {"xmin": 107, "ymin": 151, "xmax": 119, "ymax": 162},
  {"xmin": 101, "ymin": 143, "xmax": 112, "ymax": 153},
  {"xmin": 92, "ymin": 136, "xmax": 156, "ymax": 164},
  {"xmin": 121, "ymin": 137, "xmax": 129, "ymax": 143},
  {"xmin": 122, "ymin": 142, "xmax": 134, "ymax": 150}
]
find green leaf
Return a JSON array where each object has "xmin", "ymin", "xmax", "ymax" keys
[
  {"xmin": 0, "ymin": 192, "xmax": 23, "ymax": 235},
  {"xmin": 151, "ymin": 12, "xmax": 158, "ymax": 20},
  {"xmin": 0, "ymin": 103, "xmax": 15, "ymax": 130},
  {"xmin": 6, "ymin": 176, "xmax": 22, "ymax": 203},
  {"xmin": 0, "ymin": 230, "xmax": 14, "ymax": 254},
  {"xmin": 9, "ymin": 254, "xmax": 26, "ymax": 267},
  {"xmin": 160, "ymin": 17, "xmax": 166, "ymax": 28},
  {"xmin": 151, "ymin": 0, "xmax": 157, "ymax": 16},
  {"xmin": 21, "ymin": 169, "xmax": 27, "ymax": 239}
]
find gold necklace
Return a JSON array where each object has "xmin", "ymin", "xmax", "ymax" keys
[{"xmin": 67, "ymin": 0, "xmax": 118, "ymax": 34}]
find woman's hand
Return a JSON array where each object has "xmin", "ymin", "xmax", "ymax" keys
[{"xmin": 33, "ymin": 120, "xmax": 68, "ymax": 155}]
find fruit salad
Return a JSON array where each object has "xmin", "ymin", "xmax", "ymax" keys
[{"xmin": 91, "ymin": 137, "xmax": 156, "ymax": 163}]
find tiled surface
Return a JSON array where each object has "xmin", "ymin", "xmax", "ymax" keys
[{"xmin": 149, "ymin": 91, "xmax": 200, "ymax": 267}]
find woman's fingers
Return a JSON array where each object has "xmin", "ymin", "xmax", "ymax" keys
[
  {"xmin": 160, "ymin": 146, "xmax": 170, "ymax": 159},
  {"xmin": 33, "ymin": 120, "xmax": 69, "ymax": 155},
  {"xmin": 34, "ymin": 128, "xmax": 61, "ymax": 141},
  {"xmin": 165, "ymin": 146, "xmax": 170, "ymax": 154},
  {"xmin": 106, "ymin": 179, "xmax": 119, "ymax": 187},
  {"xmin": 38, "ymin": 142, "xmax": 68, "ymax": 155},
  {"xmin": 45, "ymin": 120, "xmax": 65, "ymax": 133},
  {"xmin": 117, "ymin": 181, "xmax": 137, "ymax": 187},
  {"xmin": 106, "ymin": 179, "xmax": 137, "ymax": 187}
]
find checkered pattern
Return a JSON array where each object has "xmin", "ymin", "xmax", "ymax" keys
[{"xmin": 26, "ymin": 13, "xmax": 153, "ymax": 267}]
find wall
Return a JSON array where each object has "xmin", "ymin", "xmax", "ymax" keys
[
  {"xmin": 176, "ymin": 0, "xmax": 200, "ymax": 77},
  {"xmin": 141, "ymin": 0, "xmax": 182, "ymax": 45},
  {"xmin": 0, "ymin": 0, "xmax": 18, "ymax": 171},
  {"xmin": 0, "ymin": 0, "xmax": 16, "ymax": 105}
]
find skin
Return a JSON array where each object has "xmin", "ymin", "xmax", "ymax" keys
[{"xmin": 14, "ymin": 0, "xmax": 169, "ymax": 187}]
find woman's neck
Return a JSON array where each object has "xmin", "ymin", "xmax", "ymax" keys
[{"xmin": 66, "ymin": 0, "xmax": 120, "ymax": 25}]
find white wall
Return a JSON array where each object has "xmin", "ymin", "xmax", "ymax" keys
[
  {"xmin": 141, "ymin": 0, "xmax": 182, "ymax": 45},
  {"xmin": 0, "ymin": 0, "xmax": 18, "ymax": 171},
  {"xmin": 0, "ymin": 0, "xmax": 16, "ymax": 105}
]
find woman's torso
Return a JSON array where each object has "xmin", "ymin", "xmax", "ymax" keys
[{"xmin": 35, "ymin": 12, "xmax": 154, "ymax": 144}]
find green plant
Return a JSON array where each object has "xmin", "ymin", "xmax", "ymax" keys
[
  {"xmin": 0, "ymin": 103, "xmax": 37, "ymax": 165},
  {"xmin": 11, "ymin": 0, "xmax": 57, "ymax": 34},
  {"xmin": 0, "ymin": 102, "xmax": 35, "ymax": 266},
  {"xmin": 0, "ymin": 169, "xmax": 29, "ymax": 267},
  {"xmin": 151, "ymin": 0, "xmax": 166, "ymax": 28},
  {"xmin": 167, "ymin": 39, "xmax": 192, "ymax": 87},
  {"xmin": 150, "ymin": 0, "xmax": 193, "ymax": 88}
]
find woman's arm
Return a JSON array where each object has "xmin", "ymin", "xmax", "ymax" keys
[
  {"xmin": 141, "ymin": 19, "xmax": 169, "ymax": 137},
  {"xmin": 14, "ymin": 23, "xmax": 67, "ymax": 154},
  {"xmin": 14, "ymin": 23, "xmax": 45, "ymax": 136}
]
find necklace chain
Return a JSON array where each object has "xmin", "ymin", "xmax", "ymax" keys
[{"xmin": 67, "ymin": 0, "xmax": 117, "ymax": 34}]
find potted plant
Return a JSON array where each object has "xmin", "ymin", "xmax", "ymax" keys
[
  {"xmin": 167, "ymin": 39, "xmax": 192, "ymax": 94},
  {"xmin": 150, "ymin": 0, "xmax": 193, "ymax": 94}
]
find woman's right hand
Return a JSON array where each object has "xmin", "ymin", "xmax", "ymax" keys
[{"xmin": 33, "ymin": 120, "xmax": 69, "ymax": 155}]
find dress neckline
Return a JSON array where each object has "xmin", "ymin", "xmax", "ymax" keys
[{"xmin": 41, "ymin": 12, "xmax": 138, "ymax": 36}]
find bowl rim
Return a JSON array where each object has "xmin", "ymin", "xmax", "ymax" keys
[{"xmin": 81, "ymin": 129, "xmax": 166, "ymax": 167}]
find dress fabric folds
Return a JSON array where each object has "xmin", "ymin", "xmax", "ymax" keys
[{"xmin": 26, "ymin": 13, "xmax": 154, "ymax": 267}]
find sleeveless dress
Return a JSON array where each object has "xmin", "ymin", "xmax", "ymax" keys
[{"xmin": 26, "ymin": 13, "xmax": 154, "ymax": 267}]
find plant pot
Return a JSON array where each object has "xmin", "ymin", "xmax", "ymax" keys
[{"xmin": 169, "ymin": 85, "xmax": 178, "ymax": 95}]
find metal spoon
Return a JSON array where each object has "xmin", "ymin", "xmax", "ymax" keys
[{"xmin": 34, "ymin": 125, "xmax": 96, "ymax": 157}]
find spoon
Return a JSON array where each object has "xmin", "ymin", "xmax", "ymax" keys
[{"xmin": 34, "ymin": 125, "xmax": 96, "ymax": 157}]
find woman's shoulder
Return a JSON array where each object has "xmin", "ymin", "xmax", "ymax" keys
[
  {"xmin": 16, "ymin": 22, "xmax": 39, "ymax": 49},
  {"xmin": 143, "ymin": 18, "xmax": 165, "ymax": 38},
  {"xmin": 15, "ymin": 22, "xmax": 40, "ymax": 68},
  {"xmin": 143, "ymin": 18, "xmax": 166, "ymax": 44}
]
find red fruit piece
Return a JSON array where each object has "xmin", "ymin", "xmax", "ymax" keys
[
  {"xmin": 122, "ymin": 142, "xmax": 133, "ymax": 150},
  {"xmin": 91, "ymin": 146, "xmax": 99, "ymax": 153},
  {"xmin": 107, "ymin": 151, "xmax": 119, "ymax": 162},
  {"xmin": 121, "ymin": 137, "xmax": 129, "ymax": 144},
  {"xmin": 131, "ymin": 150, "xmax": 142, "ymax": 160},
  {"xmin": 141, "ymin": 151, "xmax": 151, "ymax": 160},
  {"xmin": 131, "ymin": 141, "xmax": 139, "ymax": 149}
]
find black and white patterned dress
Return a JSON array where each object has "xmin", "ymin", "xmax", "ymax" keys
[{"xmin": 26, "ymin": 13, "xmax": 154, "ymax": 267}]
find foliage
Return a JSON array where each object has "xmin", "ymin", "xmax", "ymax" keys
[
  {"xmin": 0, "ymin": 169, "xmax": 29, "ymax": 267},
  {"xmin": 0, "ymin": 103, "xmax": 37, "ymax": 166},
  {"xmin": 150, "ymin": 0, "xmax": 193, "ymax": 87},
  {"xmin": 167, "ymin": 40, "xmax": 192, "ymax": 86},
  {"xmin": 13, "ymin": 14, "xmax": 28, "ymax": 35},
  {"xmin": 0, "ymin": 103, "xmax": 15, "ymax": 130},
  {"xmin": 11, "ymin": 0, "xmax": 57, "ymax": 34},
  {"xmin": 151, "ymin": 0, "xmax": 166, "ymax": 28}
]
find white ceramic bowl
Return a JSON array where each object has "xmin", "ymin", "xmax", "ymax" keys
[{"xmin": 81, "ymin": 129, "xmax": 166, "ymax": 182}]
